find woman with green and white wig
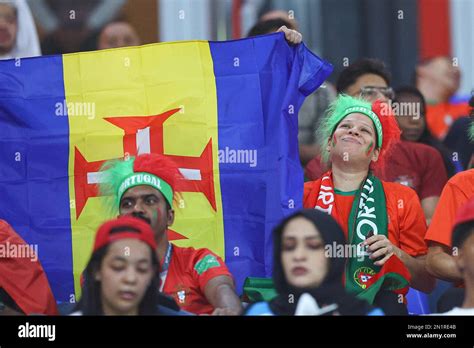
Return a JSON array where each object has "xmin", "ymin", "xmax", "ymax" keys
[{"xmin": 303, "ymin": 94, "xmax": 435, "ymax": 315}]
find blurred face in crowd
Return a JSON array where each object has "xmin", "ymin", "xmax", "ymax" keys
[
  {"xmin": 0, "ymin": 3, "xmax": 17, "ymax": 55},
  {"xmin": 260, "ymin": 10, "xmax": 298, "ymax": 30},
  {"xmin": 281, "ymin": 217, "xmax": 328, "ymax": 289},
  {"xmin": 395, "ymin": 94, "xmax": 426, "ymax": 142},
  {"xmin": 455, "ymin": 230, "xmax": 474, "ymax": 284},
  {"xmin": 346, "ymin": 73, "xmax": 393, "ymax": 102},
  {"xmin": 119, "ymin": 185, "xmax": 174, "ymax": 242},
  {"xmin": 418, "ymin": 57, "xmax": 461, "ymax": 96},
  {"xmin": 98, "ymin": 22, "xmax": 140, "ymax": 50},
  {"xmin": 95, "ymin": 239, "xmax": 154, "ymax": 315},
  {"xmin": 327, "ymin": 113, "xmax": 380, "ymax": 167}
]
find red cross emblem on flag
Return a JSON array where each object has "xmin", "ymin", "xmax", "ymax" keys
[{"xmin": 73, "ymin": 108, "xmax": 216, "ymax": 240}]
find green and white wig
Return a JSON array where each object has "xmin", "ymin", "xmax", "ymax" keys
[{"xmin": 98, "ymin": 154, "xmax": 182, "ymax": 212}]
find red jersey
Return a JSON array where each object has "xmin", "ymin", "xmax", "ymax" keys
[
  {"xmin": 303, "ymin": 179, "xmax": 428, "ymax": 257},
  {"xmin": 374, "ymin": 141, "xmax": 448, "ymax": 200},
  {"xmin": 425, "ymin": 169, "xmax": 474, "ymax": 247},
  {"xmin": 426, "ymin": 102, "xmax": 470, "ymax": 140},
  {"xmin": 162, "ymin": 245, "xmax": 233, "ymax": 315},
  {"xmin": 0, "ymin": 220, "xmax": 58, "ymax": 315},
  {"xmin": 304, "ymin": 155, "xmax": 327, "ymax": 181}
]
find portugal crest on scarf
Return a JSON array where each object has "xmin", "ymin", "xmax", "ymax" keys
[{"xmin": 354, "ymin": 267, "xmax": 376, "ymax": 289}]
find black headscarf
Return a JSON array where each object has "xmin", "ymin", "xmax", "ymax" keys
[{"xmin": 269, "ymin": 209, "xmax": 374, "ymax": 315}]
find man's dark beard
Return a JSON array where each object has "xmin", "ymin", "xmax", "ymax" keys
[{"xmin": 131, "ymin": 212, "xmax": 151, "ymax": 225}]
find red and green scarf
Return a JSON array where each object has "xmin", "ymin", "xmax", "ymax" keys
[{"xmin": 314, "ymin": 171, "xmax": 411, "ymax": 304}]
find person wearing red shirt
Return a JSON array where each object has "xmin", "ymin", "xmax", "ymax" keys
[
  {"xmin": 391, "ymin": 86, "xmax": 458, "ymax": 177},
  {"xmin": 303, "ymin": 94, "xmax": 434, "ymax": 314},
  {"xmin": 94, "ymin": 26, "xmax": 306, "ymax": 316},
  {"xmin": 0, "ymin": 220, "xmax": 58, "ymax": 315},
  {"xmin": 73, "ymin": 216, "xmax": 162, "ymax": 315},
  {"xmin": 305, "ymin": 140, "xmax": 448, "ymax": 225},
  {"xmin": 439, "ymin": 197, "xmax": 474, "ymax": 315},
  {"xmin": 415, "ymin": 56, "xmax": 470, "ymax": 140},
  {"xmin": 99, "ymin": 153, "xmax": 242, "ymax": 315},
  {"xmin": 160, "ymin": 243, "xmax": 234, "ymax": 314},
  {"xmin": 426, "ymin": 103, "xmax": 474, "ymax": 281},
  {"xmin": 425, "ymin": 169, "xmax": 474, "ymax": 282},
  {"xmin": 424, "ymin": 99, "xmax": 474, "ymax": 312},
  {"xmin": 373, "ymin": 141, "xmax": 447, "ymax": 223}
]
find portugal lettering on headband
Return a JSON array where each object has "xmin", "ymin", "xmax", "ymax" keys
[{"xmin": 118, "ymin": 172, "xmax": 174, "ymax": 207}]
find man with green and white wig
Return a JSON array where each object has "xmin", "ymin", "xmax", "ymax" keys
[{"xmin": 99, "ymin": 153, "xmax": 242, "ymax": 315}]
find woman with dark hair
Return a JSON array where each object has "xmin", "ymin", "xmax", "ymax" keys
[
  {"xmin": 72, "ymin": 216, "xmax": 161, "ymax": 315},
  {"xmin": 394, "ymin": 86, "xmax": 458, "ymax": 177},
  {"xmin": 246, "ymin": 209, "xmax": 382, "ymax": 315}
]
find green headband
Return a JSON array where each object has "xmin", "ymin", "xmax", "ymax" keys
[
  {"xmin": 118, "ymin": 172, "xmax": 174, "ymax": 207},
  {"xmin": 338, "ymin": 106, "xmax": 383, "ymax": 147}
]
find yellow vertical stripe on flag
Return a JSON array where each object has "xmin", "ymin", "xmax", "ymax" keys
[{"xmin": 63, "ymin": 42, "xmax": 224, "ymax": 296}]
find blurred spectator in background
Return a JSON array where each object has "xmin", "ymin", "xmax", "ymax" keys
[
  {"xmin": 298, "ymin": 82, "xmax": 336, "ymax": 166},
  {"xmin": 246, "ymin": 16, "xmax": 302, "ymax": 45},
  {"xmin": 393, "ymin": 86, "xmax": 458, "ymax": 177},
  {"xmin": 259, "ymin": 9, "xmax": 298, "ymax": 30},
  {"xmin": 438, "ymin": 198, "xmax": 474, "ymax": 315},
  {"xmin": 305, "ymin": 58, "xmax": 447, "ymax": 223},
  {"xmin": 443, "ymin": 93, "xmax": 474, "ymax": 171},
  {"xmin": 0, "ymin": 0, "xmax": 18, "ymax": 58},
  {"xmin": 97, "ymin": 21, "xmax": 140, "ymax": 50},
  {"xmin": 425, "ymin": 166, "xmax": 474, "ymax": 312},
  {"xmin": 28, "ymin": 0, "xmax": 126, "ymax": 54},
  {"xmin": 247, "ymin": 17, "xmax": 290, "ymax": 37},
  {"xmin": 415, "ymin": 56, "xmax": 470, "ymax": 140},
  {"xmin": 426, "ymin": 101, "xmax": 474, "ymax": 284},
  {"xmin": 0, "ymin": 0, "xmax": 40, "ymax": 59},
  {"xmin": 336, "ymin": 58, "xmax": 394, "ymax": 101},
  {"xmin": 247, "ymin": 14, "xmax": 336, "ymax": 167}
]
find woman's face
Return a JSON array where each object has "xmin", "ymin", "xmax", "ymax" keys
[
  {"xmin": 328, "ymin": 113, "xmax": 380, "ymax": 165},
  {"xmin": 281, "ymin": 217, "xmax": 328, "ymax": 289},
  {"xmin": 96, "ymin": 238, "xmax": 154, "ymax": 315},
  {"xmin": 394, "ymin": 94, "xmax": 425, "ymax": 142}
]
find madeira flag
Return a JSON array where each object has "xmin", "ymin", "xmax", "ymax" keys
[{"xmin": 0, "ymin": 33, "xmax": 332, "ymax": 303}]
